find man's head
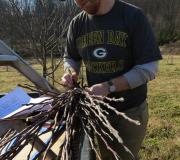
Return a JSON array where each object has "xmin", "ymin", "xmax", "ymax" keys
[{"xmin": 74, "ymin": 0, "xmax": 101, "ymax": 15}]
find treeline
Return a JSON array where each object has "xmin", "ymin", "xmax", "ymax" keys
[
  {"xmin": 0, "ymin": 0, "xmax": 79, "ymax": 57},
  {"xmin": 0, "ymin": 0, "xmax": 179, "ymax": 76},
  {"xmin": 127, "ymin": 0, "xmax": 180, "ymax": 45},
  {"xmin": 0, "ymin": 0, "xmax": 80, "ymax": 78},
  {"xmin": 1, "ymin": 0, "xmax": 180, "ymax": 49}
]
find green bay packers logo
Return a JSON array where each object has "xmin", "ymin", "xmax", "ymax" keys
[{"xmin": 93, "ymin": 48, "xmax": 107, "ymax": 59}]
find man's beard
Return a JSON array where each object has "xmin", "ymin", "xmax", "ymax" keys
[{"xmin": 83, "ymin": 1, "xmax": 100, "ymax": 15}]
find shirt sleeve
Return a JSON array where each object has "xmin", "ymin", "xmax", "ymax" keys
[
  {"xmin": 64, "ymin": 58, "xmax": 81, "ymax": 73},
  {"xmin": 123, "ymin": 60, "xmax": 159, "ymax": 89},
  {"xmin": 64, "ymin": 20, "xmax": 82, "ymax": 62},
  {"xmin": 131, "ymin": 9, "xmax": 162, "ymax": 65}
]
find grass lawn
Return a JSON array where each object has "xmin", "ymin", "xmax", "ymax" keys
[
  {"xmin": 139, "ymin": 55, "xmax": 180, "ymax": 160},
  {"xmin": 0, "ymin": 55, "xmax": 180, "ymax": 160}
]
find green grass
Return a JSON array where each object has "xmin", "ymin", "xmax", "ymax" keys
[
  {"xmin": 139, "ymin": 55, "xmax": 180, "ymax": 160},
  {"xmin": 0, "ymin": 56, "xmax": 180, "ymax": 159},
  {"xmin": 0, "ymin": 59, "xmax": 64, "ymax": 93}
]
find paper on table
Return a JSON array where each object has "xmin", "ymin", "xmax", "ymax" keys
[
  {"xmin": 0, "ymin": 87, "xmax": 31, "ymax": 118},
  {"xmin": 6, "ymin": 96, "xmax": 53, "ymax": 118},
  {"xmin": 0, "ymin": 87, "xmax": 52, "ymax": 119}
]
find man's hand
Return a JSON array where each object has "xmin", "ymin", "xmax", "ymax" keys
[
  {"xmin": 61, "ymin": 71, "xmax": 78, "ymax": 88},
  {"xmin": 85, "ymin": 83, "xmax": 109, "ymax": 96}
]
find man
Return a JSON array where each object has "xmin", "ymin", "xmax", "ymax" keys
[{"xmin": 61, "ymin": 0, "xmax": 162, "ymax": 159}]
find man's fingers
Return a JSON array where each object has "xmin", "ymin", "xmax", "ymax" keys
[
  {"xmin": 85, "ymin": 87, "xmax": 93, "ymax": 94},
  {"xmin": 85, "ymin": 87, "xmax": 104, "ymax": 100},
  {"xmin": 71, "ymin": 72, "xmax": 78, "ymax": 81},
  {"xmin": 61, "ymin": 74, "xmax": 73, "ymax": 87},
  {"xmin": 60, "ymin": 71, "xmax": 79, "ymax": 88}
]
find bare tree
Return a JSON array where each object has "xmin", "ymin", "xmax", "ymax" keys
[
  {"xmin": 0, "ymin": 0, "xmax": 18, "ymax": 48},
  {"xmin": 4, "ymin": 0, "xmax": 79, "ymax": 85}
]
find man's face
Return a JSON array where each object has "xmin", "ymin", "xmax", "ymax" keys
[{"xmin": 74, "ymin": 0, "xmax": 101, "ymax": 15}]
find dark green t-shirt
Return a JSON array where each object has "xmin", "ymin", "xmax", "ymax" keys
[{"xmin": 65, "ymin": 0, "xmax": 162, "ymax": 111}]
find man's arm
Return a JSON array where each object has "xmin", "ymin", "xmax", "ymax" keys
[
  {"xmin": 63, "ymin": 59, "xmax": 159, "ymax": 95},
  {"xmin": 88, "ymin": 61, "xmax": 160, "ymax": 96},
  {"xmin": 112, "ymin": 60, "xmax": 159, "ymax": 91}
]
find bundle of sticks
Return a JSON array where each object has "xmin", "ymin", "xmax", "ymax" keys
[{"xmin": 0, "ymin": 84, "xmax": 140, "ymax": 160}]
